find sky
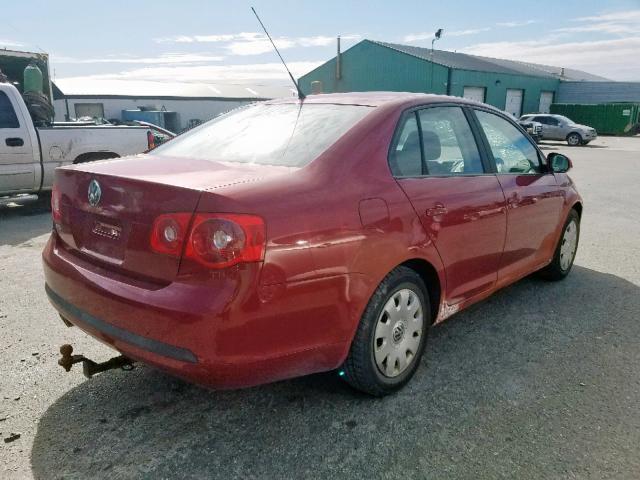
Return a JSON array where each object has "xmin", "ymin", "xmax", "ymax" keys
[{"xmin": 2, "ymin": 0, "xmax": 640, "ymax": 90}]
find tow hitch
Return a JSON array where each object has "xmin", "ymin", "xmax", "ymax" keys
[{"xmin": 58, "ymin": 344, "xmax": 135, "ymax": 378}]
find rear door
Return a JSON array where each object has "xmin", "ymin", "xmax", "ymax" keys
[
  {"xmin": 0, "ymin": 90, "xmax": 36, "ymax": 193},
  {"xmin": 472, "ymin": 109, "xmax": 565, "ymax": 282},
  {"xmin": 392, "ymin": 105, "xmax": 507, "ymax": 304},
  {"xmin": 536, "ymin": 115, "xmax": 563, "ymax": 140}
]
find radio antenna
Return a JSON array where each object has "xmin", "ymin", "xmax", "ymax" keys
[{"xmin": 251, "ymin": 7, "xmax": 305, "ymax": 100}]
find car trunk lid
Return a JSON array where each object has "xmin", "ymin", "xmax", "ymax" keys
[{"xmin": 53, "ymin": 155, "xmax": 295, "ymax": 283}]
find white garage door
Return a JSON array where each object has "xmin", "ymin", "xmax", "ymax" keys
[
  {"xmin": 463, "ymin": 86, "xmax": 486, "ymax": 103},
  {"xmin": 539, "ymin": 91, "xmax": 554, "ymax": 113},
  {"xmin": 505, "ymin": 89, "xmax": 523, "ymax": 118}
]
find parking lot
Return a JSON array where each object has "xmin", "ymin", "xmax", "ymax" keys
[{"xmin": 1, "ymin": 136, "xmax": 639, "ymax": 479}]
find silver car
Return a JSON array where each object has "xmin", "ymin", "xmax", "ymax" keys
[{"xmin": 519, "ymin": 114, "xmax": 597, "ymax": 146}]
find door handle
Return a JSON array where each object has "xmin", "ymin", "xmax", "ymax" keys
[
  {"xmin": 5, "ymin": 137, "xmax": 24, "ymax": 147},
  {"xmin": 426, "ymin": 203, "xmax": 448, "ymax": 217}
]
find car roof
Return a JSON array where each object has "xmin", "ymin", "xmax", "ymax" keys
[{"xmin": 265, "ymin": 91, "xmax": 494, "ymax": 110}]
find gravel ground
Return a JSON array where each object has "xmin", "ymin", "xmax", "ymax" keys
[{"xmin": 1, "ymin": 136, "xmax": 639, "ymax": 479}]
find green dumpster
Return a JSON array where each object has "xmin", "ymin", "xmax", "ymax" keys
[{"xmin": 550, "ymin": 103, "xmax": 640, "ymax": 135}]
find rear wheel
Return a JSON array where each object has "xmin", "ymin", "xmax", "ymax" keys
[
  {"xmin": 341, "ymin": 266, "xmax": 429, "ymax": 396},
  {"xmin": 567, "ymin": 132, "xmax": 582, "ymax": 146},
  {"xmin": 539, "ymin": 209, "xmax": 580, "ymax": 281}
]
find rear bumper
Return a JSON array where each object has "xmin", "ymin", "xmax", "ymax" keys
[
  {"xmin": 46, "ymin": 284, "xmax": 197, "ymax": 364},
  {"xmin": 42, "ymin": 233, "xmax": 359, "ymax": 388}
]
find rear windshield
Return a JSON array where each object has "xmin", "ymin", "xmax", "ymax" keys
[{"xmin": 153, "ymin": 103, "xmax": 373, "ymax": 167}]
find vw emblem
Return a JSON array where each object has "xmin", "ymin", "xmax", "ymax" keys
[{"xmin": 88, "ymin": 179, "xmax": 102, "ymax": 207}]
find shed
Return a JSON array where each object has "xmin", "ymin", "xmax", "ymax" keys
[
  {"xmin": 299, "ymin": 40, "xmax": 608, "ymax": 117},
  {"xmin": 53, "ymin": 79, "xmax": 296, "ymax": 132}
]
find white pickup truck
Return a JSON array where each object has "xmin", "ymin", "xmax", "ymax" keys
[{"xmin": 0, "ymin": 82, "xmax": 152, "ymax": 202}]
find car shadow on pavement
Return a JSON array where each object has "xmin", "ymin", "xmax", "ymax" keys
[
  {"xmin": 0, "ymin": 199, "xmax": 52, "ymax": 247},
  {"xmin": 30, "ymin": 266, "xmax": 640, "ymax": 479}
]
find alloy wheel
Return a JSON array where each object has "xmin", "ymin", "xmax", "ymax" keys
[{"xmin": 568, "ymin": 133, "xmax": 581, "ymax": 146}]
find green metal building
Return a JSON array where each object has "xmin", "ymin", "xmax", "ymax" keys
[{"xmin": 299, "ymin": 40, "xmax": 606, "ymax": 117}]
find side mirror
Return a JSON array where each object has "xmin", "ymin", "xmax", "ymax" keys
[{"xmin": 548, "ymin": 152, "xmax": 572, "ymax": 173}]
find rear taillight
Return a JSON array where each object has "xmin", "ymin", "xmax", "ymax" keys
[
  {"xmin": 146, "ymin": 130, "xmax": 155, "ymax": 151},
  {"xmin": 150, "ymin": 213, "xmax": 192, "ymax": 257},
  {"xmin": 150, "ymin": 213, "xmax": 266, "ymax": 269},
  {"xmin": 51, "ymin": 184, "xmax": 62, "ymax": 223},
  {"xmin": 185, "ymin": 214, "xmax": 265, "ymax": 268}
]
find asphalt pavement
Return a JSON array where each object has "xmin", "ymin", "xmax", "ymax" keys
[{"xmin": 1, "ymin": 136, "xmax": 639, "ymax": 479}]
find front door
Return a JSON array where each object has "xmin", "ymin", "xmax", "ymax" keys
[
  {"xmin": 390, "ymin": 106, "xmax": 507, "ymax": 304},
  {"xmin": 0, "ymin": 90, "xmax": 36, "ymax": 193},
  {"xmin": 473, "ymin": 109, "xmax": 565, "ymax": 282}
]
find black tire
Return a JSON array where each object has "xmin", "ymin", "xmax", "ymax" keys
[
  {"xmin": 539, "ymin": 209, "xmax": 580, "ymax": 281},
  {"xmin": 340, "ymin": 266, "xmax": 430, "ymax": 396},
  {"xmin": 567, "ymin": 132, "xmax": 582, "ymax": 146}
]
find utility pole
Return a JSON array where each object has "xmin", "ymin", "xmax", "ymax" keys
[{"xmin": 430, "ymin": 28, "xmax": 443, "ymax": 93}]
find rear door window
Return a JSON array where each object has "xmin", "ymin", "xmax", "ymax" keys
[
  {"xmin": 389, "ymin": 106, "xmax": 485, "ymax": 177},
  {"xmin": 418, "ymin": 107, "xmax": 484, "ymax": 175},
  {"xmin": 0, "ymin": 91, "xmax": 20, "ymax": 128}
]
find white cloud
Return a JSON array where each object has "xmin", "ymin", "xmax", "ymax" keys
[
  {"xmin": 153, "ymin": 32, "xmax": 360, "ymax": 55},
  {"xmin": 155, "ymin": 34, "xmax": 235, "ymax": 44},
  {"xmin": 298, "ymin": 36, "xmax": 335, "ymax": 47},
  {"xmin": 574, "ymin": 10, "xmax": 640, "ymax": 23},
  {"xmin": 558, "ymin": 9, "xmax": 640, "ymax": 35},
  {"xmin": 461, "ymin": 36, "xmax": 640, "ymax": 80},
  {"xmin": 154, "ymin": 32, "xmax": 256, "ymax": 44},
  {"xmin": 53, "ymin": 53, "xmax": 225, "ymax": 65},
  {"xmin": 449, "ymin": 28, "xmax": 491, "ymax": 37},
  {"xmin": 404, "ymin": 28, "xmax": 490, "ymax": 43},
  {"xmin": 556, "ymin": 22, "xmax": 638, "ymax": 35},
  {"xmin": 402, "ymin": 33, "xmax": 428, "ymax": 43},
  {"xmin": 298, "ymin": 35, "xmax": 360, "ymax": 47},
  {"xmin": 56, "ymin": 61, "xmax": 324, "ymax": 85},
  {"xmin": 226, "ymin": 37, "xmax": 296, "ymax": 56},
  {"xmin": 496, "ymin": 20, "xmax": 537, "ymax": 27},
  {"xmin": 0, "ymin": 38, "xmax": 23, "ymax": 48}
]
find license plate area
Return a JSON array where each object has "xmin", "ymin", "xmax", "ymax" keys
[
  {"xmin": 92, "ymin": 220, "xmax": 123, "ymax": 240},
  {"xmin": 77, "ymin": 213, "xmax": 128, "ymax": 263}
]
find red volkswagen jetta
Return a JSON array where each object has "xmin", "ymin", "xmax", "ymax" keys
[{"xmin": 43, "ymin": 93, "xmax": 582, "ymax": 396}]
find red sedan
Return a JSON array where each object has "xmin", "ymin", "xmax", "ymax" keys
[{"xmin": 43, "ymin": 93, "xmax": 582, "ymax": 396}]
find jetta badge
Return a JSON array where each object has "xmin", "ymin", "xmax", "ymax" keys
[{"xmin": 88, "ymin": 179, "xmax": 102, "ymax": 207}]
